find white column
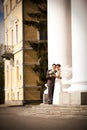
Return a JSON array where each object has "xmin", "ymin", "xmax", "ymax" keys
[
  {"xmin": 68, "ymin": 0, "xmax": 87, "ymax": 91},
  {"xmin": 47, "ymin": 0, "xmax": 72, "ymax": 81}
]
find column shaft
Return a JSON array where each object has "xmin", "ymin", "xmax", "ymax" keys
[
  {"xmin": 69, "ymin": 0, "xmax": 87, "ymax": 91},
  {"xmin": 47, "ymin": 0, "xmax": 72, "ymax": 80}
]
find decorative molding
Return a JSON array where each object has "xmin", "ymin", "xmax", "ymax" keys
[
  {"xmin": 9, "ymin": 15, "xmax": 19, "ymax": 28},
  {"xmin": 3, "ymin": 0, "xmax": 8, "ymax": 5}
]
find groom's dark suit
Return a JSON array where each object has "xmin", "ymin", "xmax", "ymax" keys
[{"xmin": 46, "ymin": 69, "xmax": 56, "ymax": 104}]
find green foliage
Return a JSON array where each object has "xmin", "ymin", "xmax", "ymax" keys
[
  {"xmin": 24, "ymin": 0, "xmax": 47, "ymax": 31},
  {"xmin": 29, "ymin": 41, "xmax": 48, "ymax": 87},
  {"xmin": 24, "ymin": 0, "xmax": 48, "ymax": 90},
  {"xmin": 30, "ymin": 0, "xmax": 45, "ymax": 4}
]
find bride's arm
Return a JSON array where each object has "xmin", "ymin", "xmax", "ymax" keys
[{"xmin": 56, "ymin": 70, "xmax": 62, "ymax": 79}]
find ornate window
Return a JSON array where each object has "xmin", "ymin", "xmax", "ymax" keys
[
  {"xmin": 10, "ymin": 0, "xmax": 12, "ymax": 10},
  {"xmin": 17, "ymin": 92, "xmax": 19, "ymax": 100},
  {"xmin": 6, "ymin": 32, "xmax": 8, "ymax": 45},
  {"xmin": 11, "ymin": 29, "xmax": 13, "ymax": 45},
  {"xmin": 16, "ymin": 24, "xmax": 18, "ymax": 43},
  {"xmin": 7, "ymin": 65, "xmax": 9, "ymax": 88},
  {"xmin": 7, "ymin": 93, "xmax": 9, "ymax": 100},
  {"xmin": 16, "ymin": 60, "xmax": 19, "ymax": 81},
  {"xmin": 6, "ymin": 4, "xmax": 8, "ymax": 16}
]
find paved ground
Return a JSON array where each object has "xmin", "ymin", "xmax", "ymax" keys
[{"xmin": 0, "ymin": 104, "xmax": 87, "ymax": 130}]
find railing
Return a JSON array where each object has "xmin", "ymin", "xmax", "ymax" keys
[{"xmin": 1, "ymin": 45, "xmax": 14, "ymax": 59}]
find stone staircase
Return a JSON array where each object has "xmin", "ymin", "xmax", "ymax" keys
[{"xmin": 23, "ymin": 104, "xmax": 87, "ymax": 119}]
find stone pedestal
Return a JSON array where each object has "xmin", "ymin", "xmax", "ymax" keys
[
  {"xmin": 43, "ymin": 84, "xmax": 48, "ymax": 104},
  {"xmin": 60, "ymin": 92, "xmax": 87, "ymax": 105},
  {"xmin": 43, "ymin": 91, "xmax": 87, "ymax": 105},
  {"xmin": 43, "ymin": 94, "xmax": 48, "ymax": 104}
]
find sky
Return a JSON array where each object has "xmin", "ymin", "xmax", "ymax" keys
[{"xmin": 0, "ymin": 0, "xmax": 4, "ymax": 44}]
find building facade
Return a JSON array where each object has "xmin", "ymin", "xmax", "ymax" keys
[{"xmin": 2, "ymin": 0, "xmax": 41, "ymax": 105}]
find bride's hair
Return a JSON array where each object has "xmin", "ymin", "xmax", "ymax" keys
[{"xmin": 56, "ymin": 64, "xmax": 61, "ymax": 67}]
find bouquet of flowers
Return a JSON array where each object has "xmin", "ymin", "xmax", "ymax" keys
[{"xmin": 49, "ymin": 70, "xmax": 55, "ymax": 77}]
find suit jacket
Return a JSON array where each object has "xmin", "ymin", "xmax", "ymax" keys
[{"xmin": 46, "ymin": 69, "xmax": 56, "ymax": 87}]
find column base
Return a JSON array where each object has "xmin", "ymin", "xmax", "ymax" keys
[
  {"xmin": 43, "ymin": 94, "xmax": 48, "ymax": 104},
  {"xmin": 60, "ymin": 91, "xmax": 87, "ymax": 105}
]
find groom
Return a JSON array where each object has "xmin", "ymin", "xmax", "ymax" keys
[{"xmin": 46, "ymin": 64, "xmax": 56, "ymax": 104}]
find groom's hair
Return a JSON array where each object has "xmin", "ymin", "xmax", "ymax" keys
[{"xmin": 52, "ymin": 63, "xmax": 56, "ymax": 66}]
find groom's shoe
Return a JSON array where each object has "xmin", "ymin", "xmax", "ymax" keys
[
  {"xmin": 48, "ymin": 101, "xmax": 52, "ymax": 105},
  {"xmin": 48, "ymin": 103, "xmax": 52, "ymax": 105}
]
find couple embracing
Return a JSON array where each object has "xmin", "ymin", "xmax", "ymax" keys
[{"xmin": 46, "ymin": 64, "xmax": 62, "ymax": 105}]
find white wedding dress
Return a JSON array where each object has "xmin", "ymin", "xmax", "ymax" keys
[{"xmin": 53, "ymin": 71, "xmax": 62, "ymax": 105}]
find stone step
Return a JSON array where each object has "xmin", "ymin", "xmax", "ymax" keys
[{"xmin": 24, "ymin": 104, "xmax": 87, "ymax": 119}]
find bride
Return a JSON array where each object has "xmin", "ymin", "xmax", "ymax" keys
[{"xmin": 53, "ymin": 64, "xmax": 62, "ymax": 105}]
